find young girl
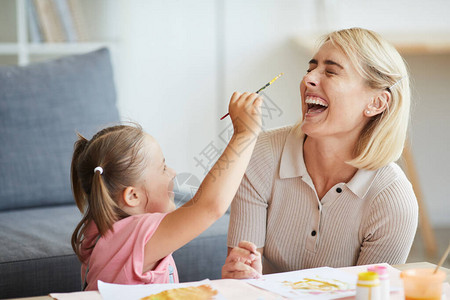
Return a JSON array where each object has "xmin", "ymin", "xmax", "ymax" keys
[{"xmin": 71, "ymin": 92, "xmax": 262, "ymax": 290}]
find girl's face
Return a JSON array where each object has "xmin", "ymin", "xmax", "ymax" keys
[
  {"xmin": 299, "ymin": 41, "xmax": 376, "ymax": 140},
  {"xmin": 138, "ymin": 134, "xmax": 177, "ymax": 214}
]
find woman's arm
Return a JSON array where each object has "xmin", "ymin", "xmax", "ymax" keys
[
  {"xmin": 143, "ymin": 92, "xmax": 262, "ymax": 273},
  {"xmin": 223, "ymin": 130, "xmax": 277, "ymax": 278},
  {"xmin": 357, "ymin": 179, "xmax": 418, "ymax": 265}
]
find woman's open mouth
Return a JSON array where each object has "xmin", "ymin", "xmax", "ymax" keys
[{"xmin": 305, "ymin": 96, "xmax": 328, "ymax": 114}]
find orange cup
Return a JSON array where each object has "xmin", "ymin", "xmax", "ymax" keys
[{"xmin": 400, "ymin": 268, "xmax": 446, "ymax": 300}]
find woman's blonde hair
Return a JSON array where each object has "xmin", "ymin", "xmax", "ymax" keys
[
  {"xmin": 299, "ymin": 27, "xmax": 410, "ymax": 170},
  {"xmin": 71, "ymin": 124, "xmax": 147, "ymax": 261}
]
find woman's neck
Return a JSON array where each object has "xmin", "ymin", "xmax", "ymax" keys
[{"xmin": 303, "ymin": 136, "xmax": 358, "ymax": 200}]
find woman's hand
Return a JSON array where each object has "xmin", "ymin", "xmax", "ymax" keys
[
  {"xmin": 228, "ymin": 92, "xmax": 262, "ymax": 139},
  {"xmin": 222, "ymin": 240, "xmax": 262, "ymax": 279}
]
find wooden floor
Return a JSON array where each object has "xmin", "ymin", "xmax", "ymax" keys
[{"xmin": 407, "ymin": 226, "xmax": 450, "ymax": 268}]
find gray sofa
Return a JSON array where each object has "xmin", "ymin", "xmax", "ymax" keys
[{"xmin": 0, "ymin": 48, "xmax": 229, "ymax": 299}]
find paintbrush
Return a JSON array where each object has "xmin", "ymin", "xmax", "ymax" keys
[
  {"xmin": 433, "ymin": 242, "xmax": 450, "ymax": 274},
  {"xmin": 220, "ymin": 73, "xmax": 283, "ymax": 120}
]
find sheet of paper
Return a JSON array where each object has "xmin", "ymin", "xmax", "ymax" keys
[
  {"xmin": 49, "ymin": 290, "xmax": 102, "ymax": 300},
  {"xmin": 98, "ymin": 279, "xmax": 226, "ymax": 300},
  {"xmin": 247, "ymin": 266, "xmax": 358, "ymax": 299}
]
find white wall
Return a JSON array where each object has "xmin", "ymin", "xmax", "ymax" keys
[
  {"xmin": 113, "ymin": 0, "xmax": 450, "ymax": 226},
  {"xmin": 406, "ymin": 54, "xmax": 450, "ymax": 227},
  {"xmin": 115, "ymin": 0, "xmax": 219, "ymax": 183}
]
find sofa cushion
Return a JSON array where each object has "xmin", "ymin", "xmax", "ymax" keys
[
  {"xmin": 0, "ymin": 205, "xmax": 82, "ymax": 298},
  {"xmin": 0, "ymin": 48, "xmax": 120, "ymax": 211},
  {"xmin": 0, "ymin": 204, "xmax": 229, "ymax": 298}
]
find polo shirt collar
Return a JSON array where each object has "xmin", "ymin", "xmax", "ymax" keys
[
  {"xmin": 346, "ymin": 167, "xmax": 378, "ymax": 199},
  {"xmin": 279, "ymin": 127, "xmax": 308, "ymax": 179},
  {"xmin": 279, "ymin": 127, "xmax": 378, "ymax": 199}
]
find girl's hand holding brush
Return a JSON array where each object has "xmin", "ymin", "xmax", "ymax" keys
[{"xmin": 228, "ymin": 92, "xmax": 262, "ymax": 138}]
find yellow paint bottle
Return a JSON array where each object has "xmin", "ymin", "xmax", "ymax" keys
[{"xmin": 356, "ymin": 271, "xmax": 380, "ymax": 300}]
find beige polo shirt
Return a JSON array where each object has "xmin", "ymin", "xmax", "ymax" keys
[{"xmin": 228, "ymin": 126, "xmax": 418, "ymax": 274}]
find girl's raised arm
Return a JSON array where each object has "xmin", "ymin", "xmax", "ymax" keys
[{"xmin": 143, "ymin": 92, "xmax": 262, "ymax": 273}]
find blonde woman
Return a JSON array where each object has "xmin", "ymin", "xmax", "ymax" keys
[{"xmin": 223, "ymin": 27, "xmax": 418, "ymax": 279}]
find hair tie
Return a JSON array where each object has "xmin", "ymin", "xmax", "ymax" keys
[
  {"xmin": 389, "ymin": 77, "xmax": 405, "ymax": 90},
  {"xmin": 94, "ymin": 166, "xmax": 103, "ymax": 175}
]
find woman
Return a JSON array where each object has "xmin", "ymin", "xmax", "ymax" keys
[{"xmin": 222, "ymin": 27, "xmax": 418, "ymax": 279}]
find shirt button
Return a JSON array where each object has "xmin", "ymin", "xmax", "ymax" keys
[
  {"xmin": 336, "ymin": 187, "xmax": 342, "ymax": 193},
  {"xmin": 311, "ymin": 230, "xmax": 317, "ymax": 236}
]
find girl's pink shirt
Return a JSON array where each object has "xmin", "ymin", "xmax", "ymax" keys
[{"xmin": 80, "ymin": 213, "xmax": 179, "ymax": 290}]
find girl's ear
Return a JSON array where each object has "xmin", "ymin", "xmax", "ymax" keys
[
  {"xmin": 365, "ymin": 90, "xmax": 391, "ymax": 117},
  {"xmin": 122, "ymin": 186, "xmax": 140, "ymax": 207}
]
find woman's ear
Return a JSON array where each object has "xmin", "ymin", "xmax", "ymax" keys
[
  {"xmin": 122, "ymin": 186, "xmax": 140, "ymax": 207},
  {"xmin": 365, "ymin": 90, "xmax": 391, "ymax": 117}
]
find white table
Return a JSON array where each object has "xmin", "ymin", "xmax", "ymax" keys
[{"xmin": 10, "ymin": 262, "xmax": 450, "ymax": 300}]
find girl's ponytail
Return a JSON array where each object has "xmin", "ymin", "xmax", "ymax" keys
[
  {"xmin": 70, "ymin": 124, "xmax": 145, "ymax": 262},
  {"xmin": 71, "ymin": 134, "xmax": 89, "ymax": 212},
  {"xmin": 90, "ymin": 168, "xmax": 120, "ymax": 235},
  {"xmin": 71, "ymin": 133, "xmax": 90, "ymax": 261}
]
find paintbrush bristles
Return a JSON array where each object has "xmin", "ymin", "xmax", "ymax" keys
[
  {"xmin": 255, "ymin": 73, "xmax": 283, "ymax": 94},
  {"xmin": 269, "ymin": 73, "xmax": 283, "ymax": 85}
]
